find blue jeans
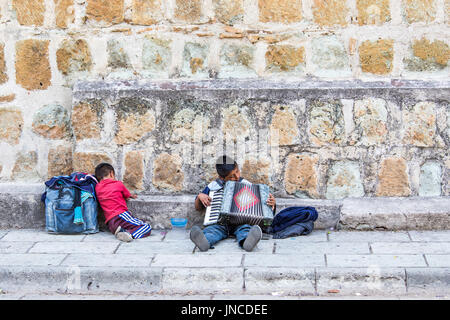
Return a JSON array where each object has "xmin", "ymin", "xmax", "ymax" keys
[{"xmin": 202, "ymin": 224, "xmax": 252, "ymax": 248}]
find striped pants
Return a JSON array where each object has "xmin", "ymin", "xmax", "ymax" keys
[{"xmin": 107, "ymin": 211, "xmax": 152, "ymax": 239}]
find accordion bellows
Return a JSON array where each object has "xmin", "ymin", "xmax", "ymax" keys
[{"xmin": 204, "ymin": 181, "xmax": 274, "ymax": 227}]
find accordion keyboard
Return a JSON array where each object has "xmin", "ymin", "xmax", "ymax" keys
[{"xmin": 203, "ymin": 188, "xmax": 224, "ymax": 226}]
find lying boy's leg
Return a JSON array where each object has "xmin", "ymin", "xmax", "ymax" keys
[
  {"xmin": 119, "ymin": 211, "xmax": 152, "ymax": 239},
  {"xmin": 108, "ymin": 211, "xmax": 152, "ymax": 240}
]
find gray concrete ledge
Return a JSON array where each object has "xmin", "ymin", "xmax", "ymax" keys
[{"xmin": 0, "ymin": 184, "xmax": 449, "ymax": 230}]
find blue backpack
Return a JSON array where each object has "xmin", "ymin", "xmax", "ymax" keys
[{"xmin": 42, "ymin": 172, "xmax": 99, "ymax": 234}]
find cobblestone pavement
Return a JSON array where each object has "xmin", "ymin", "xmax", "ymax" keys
[{"xmin": 0, "ymin": 228, "xmax": 449, "ymax": 299}]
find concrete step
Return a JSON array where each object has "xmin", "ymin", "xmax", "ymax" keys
[{"xmin": 0, "ymin": 183, "xmax": 449, "ymax": 230}]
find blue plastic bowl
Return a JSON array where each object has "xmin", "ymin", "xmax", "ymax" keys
[{"xmin": 171, "ymin": 218, "xmax": 187, "ymax": 228}]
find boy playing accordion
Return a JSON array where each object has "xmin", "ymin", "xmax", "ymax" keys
[{"xmin": 190, "ymin": 156, "xmax": 276, "ymax": 252}]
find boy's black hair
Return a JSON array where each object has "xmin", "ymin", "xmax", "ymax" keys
[
  {"xmin": 94, "ymin": 163, "xmax": 115, "ymax": 181},
  {"xmin": 215, "ymin": 155, "xmax": 237, "ymax": 178}
]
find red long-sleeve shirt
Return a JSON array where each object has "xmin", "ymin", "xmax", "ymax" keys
[{"xmin": 95, "ymin": 179, "xmax": 131, "ymax": 223}]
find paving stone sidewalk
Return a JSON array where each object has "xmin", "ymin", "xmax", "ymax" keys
[{"xmin": 0, "ymin": 228, "xmax": 449, "ymax": 298}]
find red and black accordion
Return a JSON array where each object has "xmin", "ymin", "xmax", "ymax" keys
[{"xmin": 204, "ymin": 181, "xmax": 274, "ymax": 227}]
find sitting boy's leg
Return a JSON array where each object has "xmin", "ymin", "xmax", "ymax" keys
[
  {"xmin": 234, "ymin": 224, "xmax": 262, "ymax": 252},
  {"xmin": 190, "ymin": 224, "xmax": 228, "ymax": 251}
]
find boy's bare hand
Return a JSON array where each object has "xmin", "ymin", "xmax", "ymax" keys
[
  {"xmin": 266, "ymin": 193, "xmax": 276, "ymax": 210},
  {"xmin": 129, "ymin": 194, "xmax": 138, "ymax": 199},
  {"xmin": 197, "ymin": 193, "xmax": 211, "ymax": 207}
]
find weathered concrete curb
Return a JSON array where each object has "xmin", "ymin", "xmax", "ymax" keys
[
  {"xmin": 1, "ymin": 266, "xmax": 449, "ymax": 296},
  {"xmin": 0, "ymin": 183, "xmax": 449, "ymax": 230}
]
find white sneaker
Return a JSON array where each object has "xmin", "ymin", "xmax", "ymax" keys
[{"xmin": 114, "ymin": 226, "xmax": 133, "ymax": 242}]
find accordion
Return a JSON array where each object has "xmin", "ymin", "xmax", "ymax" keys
[{"xmin": 203, "ymin": 181, "xmax": 274, "ymax": 227}]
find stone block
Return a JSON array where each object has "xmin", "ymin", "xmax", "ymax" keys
[
  {"xmin": 12, "ymin": 0, "xmax": 45, "ymax": 26},
  {"xmin": 174, "ymin": 0, "xmax": 203, "ymax": 23},
  {"xmin": 107, "ymin": 39, "xmax": 131, "ymax": 70},
  {"xmin": 403, "ymin": 0, "xmax": 436, "ymax": 23},
  {"xmin": 86, "ymin": 0, "xmax": 124, "ymax": 25},
  {"xmin": 326, "ymin": 254, "xmax": 426, "ymax": 267},
  {"xmin": 12, "ymin": 151, "xmax": 39, "ymax": 182},
  {"xmin": 244, "ymin": 268, "xmax": 316, "ymax": 295},
  {"xmin": 356, "ymin": 0, "xmax": 391, "ymax": 25},
  {"xmin": 72, "ymin": 152, "xmax": 112, "ymax": 175},
  {"xmin": 419, "ymin": 161, "xmax": 442, "ymax": 196},
  {"xmin": 48, "ymin": 146, "xmax": 73, "ymax": 178},
  {"xmin": 310, "ymin": 36, "xmax": 349, "ymax": 74},
  {"xmin": 0, "ymin": 189, "xmax": 45, "ymax": 229},
  {"xmin": 219, "ymin": 43, "xmax": 255, "ymax": 77},
  {"xmin": 29, "ymin": 242, "xmax": 118, "ymax": 254},
  {"xmin": 32, "ymin": 104, "xmax": 71, "ymax": 140},
  {"xmin": 359, "ymin": 39, "xmax": 394, "ymax": 75},
  {"xmin": 265, "ymin": 45, "xmax": 305, "ymax": 73},
  {"xmin": 142, "ymin": 36, "xmax": 171, "ymax": 74},
  {"xmin": 0, "ymin": 108, "xmax": 23, "ymax": 145},
  {"xmin": 406, "ymin": 268, "xmax": 450, "ymax": 295},
  {"xmin": 71, "ymin": 100, "xmax": 104, "ymax": 140},
  {"xmin": 241, "ymin": 157, "xmax": 271, "ymax": 185},
  {"xmin": 213, "ymin": 0, "xmax": 244, "ymax": 25},
  {"xmin": 222, "ymin": 104, "xmax": 251, "ymax": 142},
  {"xmin": 131, "ymin": 0, "xmax": 164, "ymax": 25},
  {"xmin": 425, "ymin": 255, "xmax": 450, "ymax": 267},
  {"xmin": 56, "ymin": 39, "xmax": 92, "ymax": 76},
  {"xmin": 258, "ymin": 0, "xmax": 303, "ymax": 23},
  {"xmin": 308, "ymin": 99, "xmax": 345, "ymax": 146},
  {"xmin": 0, "ymin": 254, "xmax": 65, "ymax": 266},
  {"xmin": 61, "ymin": 254, "xmax": 153, "ymax": 267},
  {"xmin": 269, "ymin": 105, "xmax": 299, "ymax": 145},
  {"xmin": 312, "ymin": 0, "xmax": 349, "ymax": 27},
  {"xmin": 54, "ymin": 0, "xmax": 75, "ymax": 28},
  {"xmin": 182, "ymin": 42, "xmax": 208, "ymax": 77},
  {"xmin": 15, "ymin": 39, "xmax": 51, "ymax": 90},
  {"xmin": 316, "ymin": 268, "xmax": 406, "ymax": 296},
  {"xmin": 123, "ymin": 150, "xmax": 144, "ymax": 191},
  {"xmin": 402, "ymin": 101, "xmax": 436, "ymax": 147},
  {"xmin": 284, "ymin": 154, "xmax": 319, "ymax": 198},
  {"xmin": 352, "ymin": 98, "xmax": 388, "ymax": 146},
  {"xmin": 376, "ymin": 157, "xmax": 411, "ymax": 197},
  {"xmin": 152, "ymin": 153, "xmax": 184, "ymax": 191},
  {"xmin": 326, "ymin": 161, "xmax": 364, "ymax": 199},
  {"xmin": 114, "ymin": 98, "xmax": 156, "ymax": 145},
  {"xmin": 0, "ymin": 43, "xmax": 7, "ymax": 84},
  {"xmin": 404, "ymin": 38, "xmax": 449, "ymax": 72},
  {"xmin": 161, "ymin": 267, "xmax": 243, "ymax": 294},
  {"xmin": 340, "ymin": 197, "xmax": 450, "ymax": 230}
]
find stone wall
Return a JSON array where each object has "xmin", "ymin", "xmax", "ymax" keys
[
  {"xmin": 71, "ymin": 79, "xmax": 449, "ymax": 201},
  {"xmin": 0, "ymin": 0, "xmax": 449, "ymax": 201}
]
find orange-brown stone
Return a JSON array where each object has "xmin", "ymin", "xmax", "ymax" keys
[
  {"xmin": 284, "ymin": 154, "xmax": 319, "ymax": 198},
  {"xmin": 12, "ymin": 0, "xmax": 45, "ymax": 26},
  {"xmin": 15, "ymin": 40, "xmax": 51, "ymax": 90},
  {"xmin": 359, "ymin": 39, "xmax": 394, "ymax": 75},
  {"xmin": 376, "ymin": 157, "xmax": 411, "ymax": 197},
  {"xmin": 312, "ymin": 0, "xmax": 349, "ymax": 27},
  {"xmin": 258, "ymin": 0, "xmax": 303, "ymax": 23}
]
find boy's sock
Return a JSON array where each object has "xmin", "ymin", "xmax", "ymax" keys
[
  {"xmin": 114, "ymin": 226, "xmax": 133, "ymax": 242},
  {"xmin": 242, "ymin": 225, "xmax": 262, "ymax": 252},
  {"xmin": 190, "ymin": 226, "xmax": 210, "ymax": 252}
]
